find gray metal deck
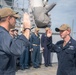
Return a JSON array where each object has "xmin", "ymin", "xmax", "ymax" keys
[{"xmin": 16, "ymin": 64, "xmax": 57, "ymax": 75}]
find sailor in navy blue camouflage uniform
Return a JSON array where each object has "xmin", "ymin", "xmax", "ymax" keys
[
  {"xmin": 30, "ymin": 27, "xmax": 40, "ymax": 68},
  {"xmin": 0, "ymin": 8, "xmax": 31, "ymax": 75},
  {"xmin": 47, "ymin": 24, "xmax": 76, "ymax": 75}
]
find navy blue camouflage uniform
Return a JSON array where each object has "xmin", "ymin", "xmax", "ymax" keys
[
  {"xmin": 20, "ymin": 47, "xmax": 29, "ymax": 69},
  {"xmin": 41, "ymin": 33, "xmax": 52, "ymax": 67},
  {"xmin": 30, "ymin": 32, "xmax": 40, "ymax": 68},
  {"xmin": 48, "ymin": 37, "xmax": 76, "ymax": 75},
  {"xmin": 0, "ymin": 26, "xmax": 30, "ymax": 75}
]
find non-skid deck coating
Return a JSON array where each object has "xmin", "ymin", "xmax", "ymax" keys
[{"xmin": 16, "ymin": 64, "xmax": 57, "ymax": 75}]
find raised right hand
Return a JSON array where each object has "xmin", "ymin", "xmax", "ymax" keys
[
  {"xmin": 23, "ymin": 13, "xmax": 31, "ymax": 39},
  {"xmin": 47, "ymin": 29, "xmax": 52, "ymax": 37},
  {"xmin": 23, "ymin": 13, "xmax": 31, "ymax": 29}
]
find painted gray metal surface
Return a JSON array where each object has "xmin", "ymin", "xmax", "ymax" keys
[{"xmin": 29, "ymin": 0, "xmax": 56, "ymax": 28}]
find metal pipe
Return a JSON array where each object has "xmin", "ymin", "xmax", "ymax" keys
[{"xmin": 45, "ymin": 3, "xmax": 56, "ymax": 14}]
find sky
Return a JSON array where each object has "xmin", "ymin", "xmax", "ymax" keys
[
  {"xmin": 14, "ymin": 0, "xmax": 76, "ymax": 39},
  {"xmin": 48, "ymin": 0, "xmax": 76, "ymax": 31},
  {"xmin": 48, "ymin": 0, "xmax": 76, "ymax": 38}
]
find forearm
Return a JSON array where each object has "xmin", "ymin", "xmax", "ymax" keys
[
  {"xmin": 23, "ymin": 13, "xmax": 31, "ymax": 40},
  {"xmin": 23, "ymin": 29, "xmax": 30, "ymax": 40},
  {"xmin": 6, "ymin": 35, "xmax": 30, "ymax": 56},
  {"xmin": 47, "ymin": 43, "xmax": 56, "ymax": 52}
]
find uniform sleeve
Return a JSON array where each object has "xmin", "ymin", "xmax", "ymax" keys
[
  {"xmin": 29, "ymin": 34, "xmax": 33, "ymax": 44},
  {"xmin": 47, "ymin": 44, "xmax": 57, "ymax": 52},
  {"xmin": 74, "ymin": 45, "xmax": 76, "ymax": 67},
  {"xmin": 47, "ymin": 36, "xmax": 52, "ymax": 46},
  {"xmin": 41, "ymin": 34, "xmax": 44, "ymax": 47},
  {"xmin": 46, "ymin": 36, "xmax": 55, "ymax": 52},
  {"xmin": 1, "ymin": 32, "xmax": 30, "ymax": 56},
  {"xmin": 47, "ymin": 41, "xmax": 62, "ymax": 52},
  {"xmin": 29, "ymin": 33, "xmax": 33, "ymax": 48}
]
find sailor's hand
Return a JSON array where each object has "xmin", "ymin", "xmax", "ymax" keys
[
  {"xmin": 23, "ymin": 13, "xmax": 31, "ymax": 29},
  {"xmin": 30, "ymin": 48, "xmax": 33, "ymax": 52},
  {"xmin": 23, "ymin": 13, "xmax": 31, "ymax": 39},
  {"xmin": 47, "ymin": 29, "xmax": 52, "ymax": 37},
  {"xmin": 42, "ymin": 47, "xmax": 44, "ymax": 50}
]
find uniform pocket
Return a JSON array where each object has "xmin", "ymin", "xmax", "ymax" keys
[
  {"xmin": 65, "ymin": 49, "xmax": 75, "ymax": 60},
  {"xmin": 65, "ymin": 49, "xmax": 75, "ymax": 54}
]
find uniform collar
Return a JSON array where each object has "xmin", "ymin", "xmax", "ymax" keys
[
  {"xmin": 68, "ymin": 37, "xmax": 73, "ymax": 45},
  {"xmin": 0, "ymin": 26, "xmax": 9, "ymax": 33},
  {"xmin": 62, "ymin": 37, "xmax": 72, "ymax": 50}
]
